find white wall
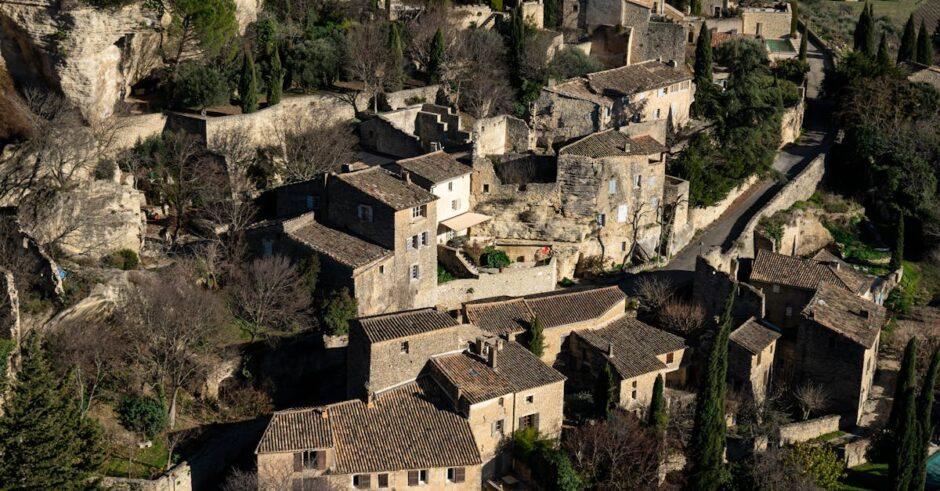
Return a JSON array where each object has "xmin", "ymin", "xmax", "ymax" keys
[{"xmin": 433, "ymin": 174, "xmax": 472, "ymax": 243}]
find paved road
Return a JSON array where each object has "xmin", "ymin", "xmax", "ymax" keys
[{"xmin": 663, "ymin": 37, "xmax": 833, "ymax": 274}]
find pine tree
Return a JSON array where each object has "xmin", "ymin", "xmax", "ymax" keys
[
  {"xmin": 877, "ymin": 33, "xmax": 891, "ymax": 68},
  {"xmin": 891, "ymin": 212, "xmax": 904, "ymax": 271},
  {"xmin": 898, "ymin": 15, "xmax": 917, "ymax": 64},
  {"xmin": 266, "ymin": 45, "xmax": 284, "ymax": 106},
  {"xmin": 388, "ymin": 22, "xmax": 405, "ymax": 91},
  {"xmin": 913, "ymin": 349, "xmax": 939, "ymax": 490},
  {"xmin": 687, "ymin": 285, "xmax": 736, "ymax": 491},
  {"xmin": 916, "ymin": 20, "xmax": 933, "ymax": 65},
  {"xmin": 799, "ymin": 26, "xmax": 808, "ymax": 62},
  {"xmin": 790, "ymin": 1, "xmax": 798, "ymax": 38},
  {"xmin": 428, "ymin": 28, "xmax": 445, "ymax": 84},
  {"xmin": 239, "ymin": 48, "xmax": 259, "ymax": 113},
  {"xmin": 690, "ymin": 0, "xmax": 702, "ymax": 16},
  {"xmin": 526, "ymin": 316, "xmax": 546, "ymax": 357},
  {"xmin": 693, "ymin": 27, "xmax": 713, "ymax": 87},
  {"xmin": 593, "ymin": 362, "xmax": 617, "ymax": 419},
  {"xmin": 890, "ymin": 338, "xmax": 918, "ymax": 431},
  {"xmin": 854, "ymin": 2, "xmax": 875, "ymax": 56},
  {"xmin": 649, "ymin": 374, "xmax": 668, "ymax": 433},
  {"xmin": 0, "ymin": 335, "xmax": 103, "ymax": 487}
]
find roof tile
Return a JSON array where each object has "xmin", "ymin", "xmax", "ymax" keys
[{"xmin": 357, "ymin": 308, "xmax": 460, "ymax": 343}]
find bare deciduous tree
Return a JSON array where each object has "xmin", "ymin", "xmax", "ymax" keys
[
  {"xmin": 346, "ymin": 21, "xmax": 390, "ymax": 113},
  {"xmin": 446, "ymin": 30, "xmax": 514, "ymax": 118},
  {"xmin": 403, "ymin": 6, "xmax": 454, "ymax": 75},
  {"xmin": 565, "ymin": 409, "xmax": 664, "ymax": 490},
  {"xmin": 209, "ymin": 126, "xmax": 258, "ymax": 198},
  {"xmin": 226, "ymin": 256, "xmax": 312, "ymax": 342},
  {"xmin": 793, "ymin": 382, "xmax": 829, "ymax": 421},
  {"xmin": 634, "ymin": 275, "xmax": 674, "ymax": 315},
  {"xmin": 120, "ymin": 266, "xmax": 230, "ymax": 428},
  {"xmin": 659, "ymin": 300, "xmax": 706, "ymax": 336},
  {"xmin": 46, "ymin": 320, "xmax": 124, "ymax": 418},
  {"xmin": 270, "ymin": 116, "xmax": 357, "ymax": 184}
]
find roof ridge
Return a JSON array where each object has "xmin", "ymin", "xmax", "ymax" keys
[{"xmin": 358, "ymin": 307, "xmax": 442, "ymax": 321}]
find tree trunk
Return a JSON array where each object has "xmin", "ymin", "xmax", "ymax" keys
[{"xmin": 168, "ymin": 385, "xmax": 180, "ymax": 429}]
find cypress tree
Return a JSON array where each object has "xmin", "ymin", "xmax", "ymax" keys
[
  {"xmin": 693, "ymin": 27, "xmax": 713, "ymax": 87},
  {"xmin": 266, "ymin": 45, "xmax": 284, "ymax": 106},
  {"xmin": 916, "ymin": 20, "xmax": 933, "ymax": 65},
  {"xmin": 388, "ymin": 22, "xmax": 405, "ymax": 91},
  {"xmin": 934, "ymin": 20, "xmax": 940, "ymax": 56},
  {"xmin": 428, "ymin": 28, "xmax": 445, "ymax": 83},
  {"xmin": 690, "ymin": 0, "xmax": 702, "ymax": 16},
  {"xmin": 913, "ymin": 349, "xmax": 940, "ymax": 490},
  {"xmin": 649, "ymin": 374, "xmax": 668, "ymax": 433},
  {"xmin": 508, "ymin": 5, "xmax": 526, "ymax": 90},
  {"xmin": 0, "ymin": 335, "xmax": 103, "ymax": 487},
  {"xmin": 239, "ymin": 49, "xmax": 259, "ymax": 113},
  {"xmin": 891, "ymin": 212, "xmax": 904, "ymax": 271},
  {"xmin": 877, "ymin": 33, "xmax": 891, "ymax": 68},
  {"xmin": 891, "ymin": 388, "xmax": 919, "ymax": 491},
  {"xmin": 593, "ymin": 362, "xmax": 618, "ymax": 419},
  {"xmin": 799, "ymin": 27, "xmax": 808, "ymax": 62},
  {"xmin": 687, "ymin": 285, "xmax": 736, "ymax": 491},
  {"xmin": 898, "ymin": 15, "xmax": 917, "ymax": 64},
  {"xmin": 544, "ymin": 0, "xmax": 560, "ymax": 29},
  {"xmin": 790, "ymin": 1, "xmax": 798, "ymax": 38},
  {"xmin": 853, "ymin": 2, "xmax": 875, "ymax": 56},
  {"xmin": 890, "ymin": 339, "xmax": 918, "ymax": 431},
  {"xmin": 526, "ymin": 316, "xmax": 546, "ymax": 357}
]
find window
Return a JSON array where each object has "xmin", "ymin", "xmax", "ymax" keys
[
  {"xmin": 379, "ymin": 265, "xmax": 385, "ymax": 275},
  {"xmin": 408, "ymin": 235, "xmax": 418, "ymax": 249},
  {"xmin": 412, "ymin": 205, "xmax": 426, "ymax": 219},
  {"xmin": 658, "ymin": 88, "xmax": 666, "ymax": 97},
  {"xmin": 421, "ymin": 232, "xmax": 429, "ymax": 246},
  {"xmin": 378, "ymin": 474, "xmax": 389, "ymax": 488},
  {"xmin": 492, "ymin": 419, "xmax": 505, "ymax": 436},
  {"xmin": 772, "ymin": 284, "xmax": 781, "ymax": 293},
  {"xmin": 357, "ymin": 204, "xmax": 373, "ymax": 222},
  {"xmin": 483, "ymin": 184, "xmax": 490, "ymax": 193},
  {"xmin": 448, "ymin": 467, "xmax": 466, "ymax": 483},
  {"xmin": 655, "ymin": 108, "xmax": 662, "ymax": 118},
  {"xmin": 756, "ymin": 22, "xmax": 763, "ymax": 36},
  {"xmin": 401, "ymin": 341, "xmax": 410, "ymax": 354},
  {"xmin": 408, "ymin": 470, "xmax": 428, "ymax": 486},
  {"xmin": 621, "ymin": 241, "xmax": 627, "ymax": 252},
  {"xmin": 608, "ymin": 179, "xmax": 617, "ymax": 194},
  {"xmin": 756, "ymin": 352, "xmax": 762, "ymax": 365},
  {"xmin": 262, "ymin": 239, "xmax": 273, "ymax": 257},
  {"xmin": 632, "ymin": 390, "xmax": 637, "ymax": 399},
  {"xmin": 632, "ymin": 380, "xmax": 637, "ymax": 388},
  {"xmin": 519, "ymin": 413, "xmax": 539, "ymax": 429},
  {"xmin": 597, "ymin": 213, "xmax": 606, "ymax": 226},
  {"xmin": 295, "ymin": 450, "xmax": 325, "ymax": 471},
  {"xmin": 410, "ymin": 264, "xmax": 420, "ymax": 280},
  {"xmin": 526, "ymin": 395, "xmax": 534, "ymax": 404},
  {"xmin": 448, "ymin": 181, "xmax": 454, "ymax": 191},
  {"xmin": 785, "ymin": 306, "xmax": 793, "ymax": 317},
  {"xmin": 617, "ymin": 204, "xmax": 629, "ymax": 223},
  {"xmin": 353, "ymin": 474, "xmax": 371, "ymax": 489},
  {"xmin": 666, "ymin": 352, "xmax": 674, "ymax": 363},
  {"xmin": 634, "ymin": 175, "xmax": 642, "ymax": 188},
  {"xmin": 451, "ymin": 199, "xmax": 460, "ymax": 210}
]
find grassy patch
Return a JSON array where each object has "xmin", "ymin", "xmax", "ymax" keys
[
  {"xmin": 886, "ymin": 261, "xmax": 935, "ymax": 313},
  {"xmin": 814, "ymin": 430, "xmax": 848, "ymax": 442},
  {"xmin": 103, "ymin": 439, "xmax": 169, "ymax": 480},
  {"xmin": 802, "ymin": 0, "xmax": 927, "ymax": 53},
  {"xmin": 838, "ymin": 462, "xmax": 889, "ymax": 491},
  {"xmin": 437, "ymin": 265, "xmax": 456, "ymax": 284},
  {"xmin": 824, "ymin": 219, "xmax": 890, "ymax": 266}
]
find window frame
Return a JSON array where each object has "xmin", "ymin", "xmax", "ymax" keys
[{"xmin": 357, "ymin": 204, "xmax": 374, "ymax": 223}]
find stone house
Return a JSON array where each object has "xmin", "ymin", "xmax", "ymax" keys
[
  {"xmin": 727, "ymin": 317, "xmax": 781, "ymax": 403},
  {"xmin": 740, "ymin": 2, "xmax": 791, "ymax": 39},
  {"xmin": 471, "ymin": 129, "xmax": 689, "ymax": 267},
  {"xmin": 463, "ymin": 285, "xmax": 627, "ymax": 365},
  {"xmin": 568, "ymin": 316, "xmax": 686, "ymax": 411},
  {"xmin": 429, "ymin": 337, "xmax": 566, "ymax": 478},
  {"xmin": 579, "ymin": 0, "xmax": 689, "ymax": 65},
  {"xmin": 359, "ymin": 104, "xmax": 472, "ymax": 158},
  {"xmin": 796, "ymin": 283, "xmax": 884, "ymax": 425},
  {"xmin": 531, "ymin": 60, "xmax": 694, "ymax": 145},
  {"xmin": 255, "ymin": 378, "xmax": 483, "ymax": 490},
  {"xmin": 251, "ymin": 166, "xmax": 439, "ymax": 316},
  {"xmin": 386, "ymin": 152, "xmax": 491, "ymax": 244}
]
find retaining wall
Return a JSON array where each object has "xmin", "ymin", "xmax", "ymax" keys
[
  {"xmin": 436, "ymin": 258, "xmax": 557, "ymax": 309},
  {"xmin": 688, "ymin": 175, "xmax": 761, "ymax": 231},
  {"xmin": 101, "ymin": 462, "xmax": 192, "ymax": 491},
  {"xmin": 777, "ymin": 414, "xmax": 841, "ymax": 445}
]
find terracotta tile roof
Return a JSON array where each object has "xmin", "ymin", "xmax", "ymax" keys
[
  {"xmin": 256, "ymin": 408, "xmax": 333, "ymax": 453},
  {"xmin": 750, "ymin": 249, "xmax": 874, "ymax": 295},
  {"xmin": 357, "ymin": 308, "xmax": 460, "ymax": 343},
  {"xmin": 287, "ymin": 221, "xmax": 392, "ymax": 269},
  {"xmin": 551, "ymin": 78, "xmax": 613, "ymax": 106},
  {"xmin": 586, "ymin": 60, "xmax": 693, "ymax": 97},
  {"xmin": 574, "ymin": 317, "xmax": 686, "ymax": 379},
  {"xmin": 525, "ymin": 285, "xmax": 626, "ymax": 328},
  {"xmin": 559, "ymin": 131, "xmax": 668, "ymax": 158},
  {"xmin": 336, "ymin": 166, "xmax": 437, "ymax": 210},
  {"xmin": 394, "ymin": 151, "xmax": 471, "ymax": 185},
  {"xmin": 257, "ymin": 380, "xmax": 481, "ymax": 474},
  {"xmin": 431, "ymin": 342, "xmax": 566, "ymax": 405},
  {"xmin": 729, "ymin": 317, "xmax": 781, "ymax": 355},
  {"xmin": 802, "ymin": 283, "xmax": 885, "ymax": 349},
  {"xmin": 463, "ymin": 286, "xmax": 626, "ymax": 336}
]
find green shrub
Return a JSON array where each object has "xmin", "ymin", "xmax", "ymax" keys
[
  {"xmin": 886, "ymin": 261, "xmax": 930, "ymax": 314},
  {"xmin": 559, "ymin": 277, "xmax": 575, "ymax": 287},
  {"xmin": 117, "ymin": 395, "xmax": 168, "ymax": 439},
  {"xmin": 166, "ymin": 62, "xmax": 231, "ymax": 111},
  {"xmin": 103, "ymin": 249, "xmax": 140, "ymax": 271},
  {"xmin": 321, "ymin": 288, "xmax": 357, "ymax": 336},
  {"xmin": 786, "ymin": 443, "xmax": 845, "ymax": 490},
  {"xmin": 547, "ymin": 48, "xmax": 604, "ymax": 80},
  {"xmin": 512, "ymin": 427, "xmax": 583, "ymax": 490},
  {"xmin": 0, "ymin": 338, "xmax": 14, "ymax": 383},
  {"xmin": 758, "ymin": 214, "xmax": 786, "ymax": 249},
  {"xmin": 437, "ymin": 265, "xmax": 455, "ymax": 284},
  {"xmin": 93, "ymin": 160, "xmax": 116, "ymax": 181},
  {"xmin": 480, "ymin": 247, "xmax": 511, "ymax": 269}
]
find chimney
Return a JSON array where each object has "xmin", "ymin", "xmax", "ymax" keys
[
  {"xmin": 607, "ymin": 342, "xmax": 615, "ymax": 358},
  {"xmin": 402, "ymin": 170, "xmax": 412, "ymax": 184},
  {"xmin": 320, "ymin": 409, "xmax": 329, "ymax": 419},
  {"xmin": 621, "ymin": 142, "xmax": 631, "ymax": 153},
  {"xmin": 366, "ymin": 391, "xmax": 376, "ymax": 408},
  {"xmin": 667, "ymin": 59, "xmax": 678, "ymax": 68},
  {"xmin": 487, "ymin": 344, "xmax": 498, "ymax": 371}
]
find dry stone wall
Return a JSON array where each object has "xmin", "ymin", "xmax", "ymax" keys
[
  {"xmin": 436, "ymin": 259, "xmax": 557, "ymax": 309},
  {"xmin": 777, "ymin": 415, "xmax": 841, "ymax": 445}
]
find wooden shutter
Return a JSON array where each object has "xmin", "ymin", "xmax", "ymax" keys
[
  {"xmin": 408, "ymin": 470, "xmax": 419, "ymax": 486},
  {"xmin": 315, "ymin": 450, "xmax": 326, "ymax": 470},
  {"xmin": 293, "ymin": 452, "xmax": 303, "ymax": 472},
  {"xmin": 454, "ymin": 467, "xmax": 466, "ymax": 483},
  {"xmin": 360, "ymin": 474, "xmax": 371, "ymax": 488},
  {"xmin": 533, "ymin": 413, "xmax": 540, "ymax": 430}
]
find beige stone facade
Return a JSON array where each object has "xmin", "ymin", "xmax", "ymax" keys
[{"xmin": 741, "ymin": 3, "xmax": 792, "ymax": 39}]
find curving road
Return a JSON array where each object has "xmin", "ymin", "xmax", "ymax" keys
[{"xmin": 663, "ymin": 36, "xmax": 833, "ymax": 274}]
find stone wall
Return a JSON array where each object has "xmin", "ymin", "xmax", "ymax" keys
[
  {"xmin": 453, "ymin": 5, "xmax": 495, "ymax": 29},
  {"xmin": 688, "ymin": 175, "xmax": 760, "ymax": 231},
  {"xmin": 741, "ymin": 7, "xmax": 791, "ymax": 39},
  {"xmin": 692, "ymin": 254, "xmax": 765, "ymax": 325},
  {"xmin": 359, "ymin": 114, "xmax": 424, "ymax": 158},
  {"xmin": 472, "ymin": 115, "xmax": 534, "ymax": 157},
  {"xmin": 435, "ymin": 259, "xmax": 558, "ymax": 309},
  {"xmin": 522, "ymin": 0, "xmax": 545, "ymax": 28},
  {"xmin": 777, "ymin": 415, "xmax": 841, "ymax": 445},
  {"xmin": 378, "ymin": 85, "xmax": 441, "ymax": 111},
  {"xmin": 779, "ymin": 98, "xmax": 804, "ymax": 147},
  {"xmin": 775, "ymin": 209, "xmax": 833, "ymax": 257},
  {"xmin": 732, "ymin": 154, "xmax": 825, "ymax": 258},
  {"xmin": 111, "ymin": 113, "xmax": 167, "ymax": 151},
  {"xmin": 101, "ymin": 462, "xmax": 192, "ymax": 491}
]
